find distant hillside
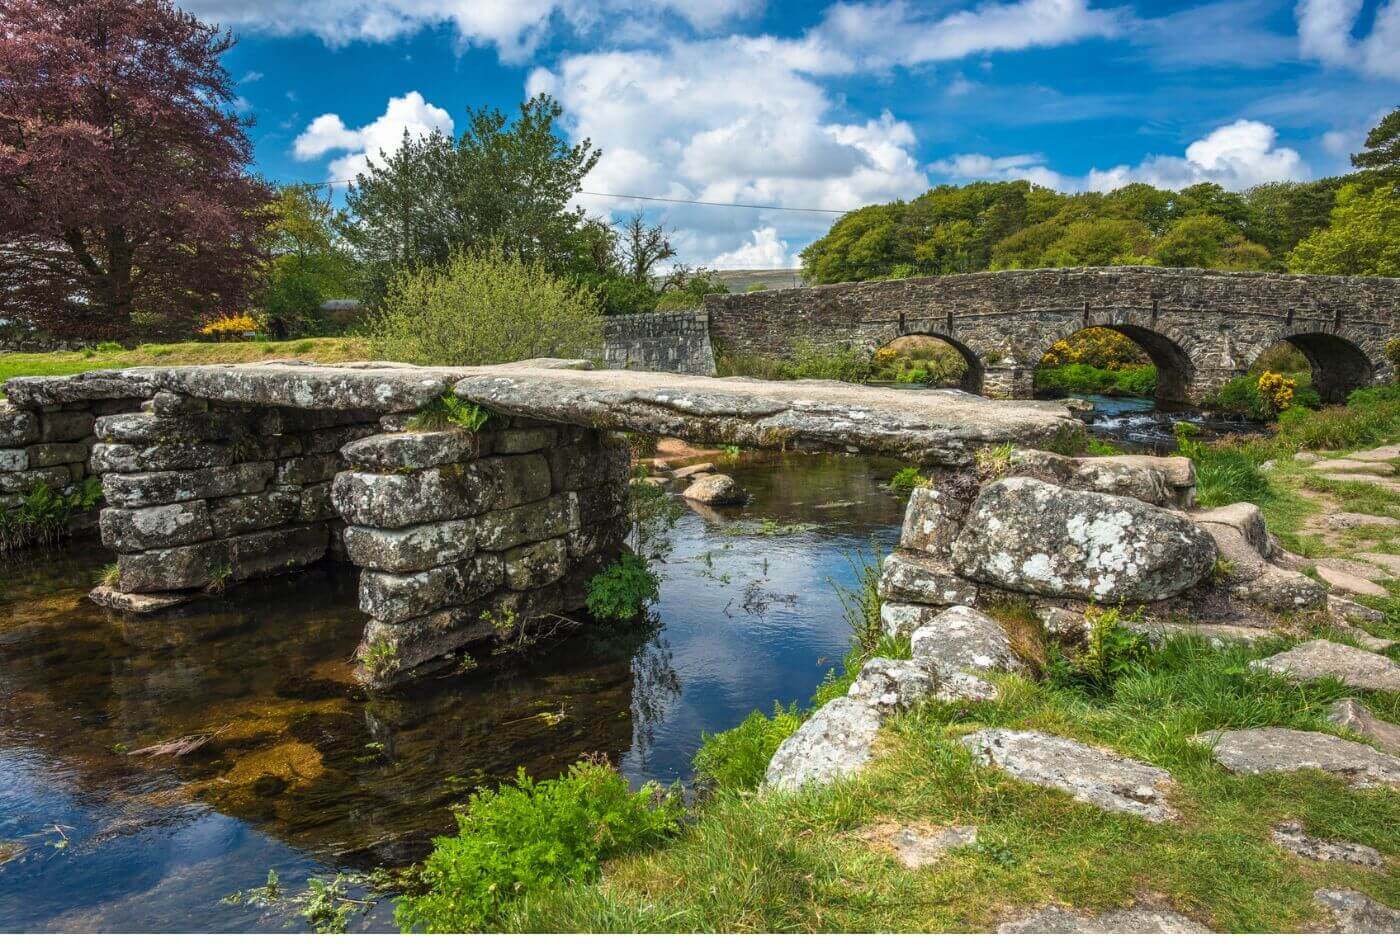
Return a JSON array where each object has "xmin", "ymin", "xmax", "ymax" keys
[{"xmin": 710, "ymin": 269, "xmax": 806, "ymax": 293}]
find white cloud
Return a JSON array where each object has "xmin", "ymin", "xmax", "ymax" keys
[
  {"xmin": 932, "ymin": 119, "xmax": 1309, "ymax": 192},
  {"xmin": 179, "ymin": 1, "xmax": 762, "ymax": 62},
  {"xmin": 1296, "ymin": 0, "xmax": 1400, "ymax": 79},
  {"xmin": 709, "ymin": 227, "xmax": 798, "ymax": 269},
  {"xmin": 293, "ymin": 91, "xmax": 454, "ymax": 180},
  {"xmin": 814, "ymin": 0, "xmax": 1123, "ymax": 70},
  {"xmin": 529, "ymin": 37, "xmax": 929, "ymax": 266}
]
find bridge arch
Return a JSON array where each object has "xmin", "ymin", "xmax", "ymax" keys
[
  {"xmin": 1031, "ymin": 315, "xmax": 1196, "ymax": 406},
  {"xmin": 1241, "ymin": 330, "xmax": 1377, "ymax": 403},
  {"xmin": 874, "ymin": 332, "xmax": 984, "ymax": 394}
]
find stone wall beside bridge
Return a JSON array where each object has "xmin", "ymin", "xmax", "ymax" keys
[{"xmin": 605, "ymin": 267, "xmax": 1399, "ymax": 403}]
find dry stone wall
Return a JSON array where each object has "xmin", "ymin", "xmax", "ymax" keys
[{"xmin": 602, "ymin": 309, "xmax": 717, "ymax": 376}]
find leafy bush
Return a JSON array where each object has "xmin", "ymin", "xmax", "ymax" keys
[
  {"xmin": 199, "ymin": 312, "xmax": 264, "ymax": 339},
  {"xmin": 1046, "ymin": 606, "xmax": 1150, "ymax": 695},
  {"xmin": 586, "ymin": 553, "xmax": 660, "ymax": 622},
  {"xmin": 397, "ymin": 760, "xmax": 680, "ymax": 933},
  {"xmin": 369, "ymin": 245, "xmax": 602, "ymax": 366},
  {"xmin": 692, "ymin": 704, "xmax": 803, "ymax": 792},
  {"xmin": 1208, "ymin": 371, "xmax": 1319, "ymax": 421},
  {"xmin": 1040, "ymin": 327, "xmax": 1147, "ymax": 369},
  {"xmin": 716, "ymin": 341, "xmax": 872, "ymax": 383},
  {"xmin": 1034, "ymin": 362, "xmax": 1156, "ymax": 397}
]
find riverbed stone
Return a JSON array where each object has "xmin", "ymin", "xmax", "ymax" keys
[
  {"xmin": 911, "ymin": 606, "xmax": 1024, "ymax": 682},
  {"xmin": 899, "ymin": 475, "xmax": 980, "ymax": 560},
  {"xmin": 683, "ymin": 473, "xmax": 745, "ymax": 505},
  {"xmin": 1006, "ymin": 448, "xmax": 1174, "ymax": 506},
  {"xmin": 998, "ymin": 905, "xmax": 1210, "ymax": 934},
  {"xmin": 358, "ymin": 554, "xmax": 504, "ymax": 622},
  {"xmin": 961, "ymin": 729, "xmax": 1178, "ymax": 822},
  {"xmin": 504, "ymin": 537, "xmax": 569, "ymax": 590},
  {"xmin": 1271, "ymin": 822, "xmax": 1383, "ymax": 868},
  {"xmin": 671, "ymin": 462, "xmax": 715, "ymax": 479},
  {"xmin": 1234, "ymin": 565, "xmax": 1328, "ymax": 611},
  {"xmin": 1328, "ymin": 699, "xmax": 1400, "ymax": 756},
  {"xmin": 102, "ymin": 462, "xmax": 274, "ymax": 508},
  {"xmin": 950, "ymin": 477, "xmax": 1216, "ymax": 602},
  {"xmin": 1313, "ymin": 889, "xmax": 1400, "ymax": 934},
  {"xmin": 847, "ymin": 658, "xmax": 935, "ymax": 716},
  {"xmin": 764, "ymin": 697, "xmax": 885, "ymax": 792},
  {"xmin": 1251, "ymin": 640, "xmax": 1400, "ymax": 692},
  {"xmin": 332, "ymin": 465, "xmax": 496, "ymax": 528},
  {"xmin": 88, "ymin": 585, "xmax": 198, "ymax": 614},
  {"xmin": 343, "ymin": 520, "xmax": 477, "ymax": 572},
  {"xmin": 1193, "ymin": 727, "xmax": 1400, "ymax": 789},
  {"xmin": 475, "ymin": 493, "xmax": 580, "ymax": 552},
  {"xmin": 100, "ymin": 500, "xmax": 213, "ymax": 553},
  {"xmin": 878, "ymin": 550, "xmax": 978, "ymax": 606},
  {"xmin": 340, "ymin": 428, "xmax": 481, "ymax": 472},
  {"xmin": 0, "ymin": 406, "xmax": 39, "ymax": 447}
]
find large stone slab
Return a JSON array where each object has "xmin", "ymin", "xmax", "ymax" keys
[
  {"xmin": 878, "ymin": 550, "xmax": 978, "ymax": 607},
  {"xmin": 452, "ymin": 366, "xmax": 1078, "ymax": 466},
  {"xmin": 1251, "ymin": 640, "xmax": 1400, "ymax": 692},
  {"xmin": 1005, "ymin": 448, "xmax": 1175, "ymax": 507},
  {"xmin": 358, "ymin": 554, "xmax": 504, "ymax": 622},
  {"xmin": 1313, "ymin": 889, "xmax": 1400, "ymax": 933},
  {"xmin": 950, "ymin": 477, "xmax": 1216, "ymax": 602},
  {"xmin": 340, "ymin": 428, "xmax": 481, "ymax": 472},
  {"xmin": 152, "ymin": 362, "xmax": 454, "ymax": 412},
  {"xmin": 1328, "ymin": 699, "xmax": 1400, "ymax": 756},
  {"xmin": 102, "ymin": 462, "xmax": 274, "ymax": 508},
  {"xmin": 961, "ymin": 729, "xmax": 1178, "ymax": 822},
  {"xmin": 99, "ymin": 500, "xmax": 213, "ymax": 553},
  {"xmin": 1194, "ymin": 728, "xmax": 1400, "ymax": 789},
  {"xmin": 764, "ymin": 697, "xmax": 885, "ymax": 792},
  {"xmin": 343, "ymin": 520, "xmax": 477, "ymax": 572},
  {"xmin": 1271, "ymin": 822, "xmax": 1382, "ymax": 868},
  {"xmin": 998, "ymin": 906, "xmax": 1209, "ymax": 934},
  {"xmin": 3, "ymin": 368, "xmax": 158, "ymax": 406}
]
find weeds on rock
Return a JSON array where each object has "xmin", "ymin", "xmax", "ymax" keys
[
  {"xmin": 409, "ymin": 394, "xmax": 491, "ymax": 433},
  {"xmin": 0, "ymin": 478, "xmax": 102, "ymax": 556},
  {"xmin": 887, "ymin": 466, "xmax": 928, "ymax": 496},
  {"xmin": 586, "ymin": 553, "xmax": 660, "ymax": 622},
  {"xmin": 1045, "ymin": 606, "xmax": 1149, "ymax": 696}
]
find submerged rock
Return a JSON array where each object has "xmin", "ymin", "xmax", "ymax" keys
[
  {"xmin": 950, "ymin": 477, "xmax": 1216, "ymax": 602},
  {"xmin": 682, "ymin": 473, "xmax": 745, "ymax": 506},
  {"xmin": 961, "ymin": 728, "xmax": 1178, "ymax": 822},
  {"xmin": 764, "ymin": 697, "xmax": 884, "ymax": 792},
  {"xmin": 1193, "ymin": 727, "xmax": 1400, "ymax": 789}
]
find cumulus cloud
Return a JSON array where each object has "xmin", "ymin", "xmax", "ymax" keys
[
  {"xmin": 709, "ymin": 227, "xmax": 799, "ymax": 268},
  {"xmin": 179, "ymin": 0, "xmax": 762, "ymax": 61},
  {"xmin": 1296, "ymin": 0, "xmax": 1400, "ymax": 79},
  {"xmin": 529, "ymin": 37, "xmax": 929, "ymax": 266},
  {"xmin": 931, "ymin": 119, "xmax": 1310, "ymax": 192},
  {"xmin": 293, "ymin": 91, "xmax": 454, "ymax": 180}
]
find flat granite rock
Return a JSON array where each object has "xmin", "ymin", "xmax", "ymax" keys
[
  {"xmin": 961, "ymin": 729, "xmax": 1178, "ymax": 822},
  {"xmin": 1313, "ymin": 889, "xmax": 1400, "ymax": 934},
  {"xmin": 846, "ymin": 658, "xmax": 935, "ymax": 716},
  {"xmin": 1314, "ymin": 564, "xmax": 1389, "ymax": 598},
  {"xmin": 1328, "ymin": 699, "xmax": 1400, "ymax": 756},
  {"xmin": 1251, "ymin": 640, "xmax": 1400, "ymax": 692},
  {"xmin": 1193, "ymin": 727, "xmax": 1400, "ymax": 789},
  {"xmin": 764, "ymin": 697, "xmax": 884, "ymax": 792},
  {"xmin": 1324, "ymin": 511, "xmax": 1398, "ymax": 531},
  {"xmin": 1271, "ymin": 822, "xmax": 1382, "ymax": 868},
  {"xmin": 856, "ymin": 823, "xmax": 978, "ymax": 870},
  {"xmin": 998, "ymin": 905, "xmax": 1210, "ymax": 934}
]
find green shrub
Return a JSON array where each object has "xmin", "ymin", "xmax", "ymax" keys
[
  {"xmin": 1046, "ymin": 606, "xmax": 1150, "ymax": 696},
  {"xmin": 1033, "ymin": 362, "xmax": 1156, "ymax": 397},
  {"xmin": 715, "ymin": 341, "xmax": 872, "ymax": 383},
  {"xmin": 0, "ymin": 478, "xmax": 103, "ymax": 555},
  {"xmin": 887, "ymin": 466, "xmax": 928, "ymax": 496},
  {"xmin": 1207, "ymin": 372, "xmax": 1319, "ymax": 422},
  {"xmin": 369, "ymin": 245, "xmax": 602, "ymax": 366},
  {"xmin": 1274, "ymin": 385, "xmax": 1400, "ymax": 450},
  {"xmin": 398, "ymin": 760, "xmax": 680, "ymax": 933},
  {"xmin": 585, "ymin": 553, "xmax": 660, "ymax": 622},
  {"xmin": 692, "ymin": 704, "xmax": 803, "ymax": 792},
  {"xmin": 94, "ymin": 341, "xmax": 126, "ymax": 353}
]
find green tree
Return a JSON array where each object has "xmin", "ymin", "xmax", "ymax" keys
[
  {"xmin": 1287, "ymin": 184, "xmax": 1400, "ymax": 277},
  {"xmin": 1042, "ymin": 218, "xmax": 1154, "ymax": 266},
  {"xmin": 799, "ymin": 203, "xmax": 905, "ymax": 283},
  {"xmin": 655, "ymin": 267, "xmax": 729, "ymax": 310},
  {"xmin": 259, "ymin": 184, "xmax": 358, "ymax": 337},
  {"xmin": 341, "ymin": 94, "xmax": 600, "ymax": 301},
  {"xmin": 1153, "ymin": 213, "xmax": 1270, "ymax": 270},
  {"xmin": 1351, "ymin": 108, "xmax": 1399, "ymax": 181},
  {"xmin": 1243, "ymin": 179, "xmax": 1345, "ymax": 258}
]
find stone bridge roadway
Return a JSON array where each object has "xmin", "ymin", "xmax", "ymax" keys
[
  {"xmin": 3, "ymin": 360, "xmax": 1076, "ymax": 682},
  {"xmin": 608, "ymin": 267, "xmax": 1400, "ymax": 404}
]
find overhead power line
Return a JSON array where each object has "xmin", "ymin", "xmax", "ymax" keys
[{"xmin": 307, "ymin": 178, "xmax": 853, "ymax": 215}]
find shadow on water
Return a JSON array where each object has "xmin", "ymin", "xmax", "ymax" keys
[{"xmin": 0, "ymin": 451, "xmax": 904, "ymax": 932}]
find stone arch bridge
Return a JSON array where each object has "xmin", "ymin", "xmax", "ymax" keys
[{"xmin": 604, "ymin": 267, "xmax": 1399, "ymax": 403}]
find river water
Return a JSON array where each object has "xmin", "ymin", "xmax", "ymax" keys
[
  {"xmin": 1075, "ymin": 393, "xmax": 1264, "ymax": 450},
  {"xmin": 0, "ymin": 452, "xmax": 903, "ymax": 932}
]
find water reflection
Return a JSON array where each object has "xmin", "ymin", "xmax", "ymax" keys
[{"xmin": 0, "ymin": 451, "xmax": 903, "ymax": 931}]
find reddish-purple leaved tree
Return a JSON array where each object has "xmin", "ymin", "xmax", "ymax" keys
[{"xmin": 0, "ymin": 0, "xmax": 271, "ymax": 340}]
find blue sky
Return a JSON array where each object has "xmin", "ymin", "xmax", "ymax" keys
[{"xmin": 182, "ymin": 0, "xmax": 1400, "ymax": 267}]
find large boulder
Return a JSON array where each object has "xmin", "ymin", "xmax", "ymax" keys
[
  {"xmin": 1005, "ymin": 449, "xmax": 1175, "ymax": 507},
  {"xmin": 911, "ymin": 606, "xmax": 1024, "ymax": 679},
  {"xmin": 764, "ymin": 697, "xmax": 884, "ymax": 792},
  {"xmin": 949, "ymin": 477, "xmax": 1216, "ymax": 602},
  {"xmin": 682, "ymin": 473, "xmax": 746, "ymax": 506}
]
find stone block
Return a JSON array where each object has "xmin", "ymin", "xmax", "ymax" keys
[
  {"xmin": 340, "ymin": 428, "xmax": 481, "ymax": 472},
  {"xmin": 27, "ymin": 442, "xmax": 90, "ymax": 468},
  {"xmin": 100, "ymin": 500, "xmax": 213, "ymax": 553},
  {"xmin": 900, "ymin": 474, "xmax": 980, "ymax": 560},
  {"xmin": 102, "ymin": 461, "xmax": 275, "ymax": 509},
  {"xmin": 478, "ymin": 453, "xmax": 553, "ymax": 509},
  {"xmin": 567, "ymin": 515, "xmax": 629, "ymax": 559},
  {"xmin": 229, "ymin": 523, "xmax": 328, "ymax": 581},
  {"xmin": 576, "ymin": 481, "xmax": 626, "ymax": 525},
  {"xmin": 493, "ymin": 427, "xmax": 557, "ymax": 454},
  {"xmin": 90, "ymin": 441, "xmax": 236, "ymax": 474},
  {"xmin": 150, "ymin": 392, "xmax": 209, "ymax": 416},
  {"xmin": 302, "ymin": 423, "xmax": 379, "ymax": 455},
  {"xmin": 39, "ymin": 410, "xmax": 95, "ymax": 442},
  {"xmin": 93, "ymin": 411, "xmax": 238, "ymax": 445},
  {"xmin": 118, "ymin": 539, "xmax": 231, "ymax": 592},
  {"xmin": 298, "ymin": 480, "xmax": 336, "ymax": 522},
  {"xmin": 0, "ymin": 466, "xmax": 72, "ymax": 494},
  {"xmin": 0, "ymin": 407, "xmax": 39, "ymax": 447},
  {"xmin": 0, "ymin": 448, "xmax": 27, "ymax": 472},
  {"xmin": 358, "ymin": 554, "xmax": 503, "ymax": 622},
  {"xmin": 504, "ymin": 537, "xmax": 569, "ymax": 590},
  {"xmin": 358, "ymin": 606, "xmax": 497, "ymax": 683},
  {"xmin": 275, "ymin": 452, "xmax": 341, "ymax": 486},
  {"xmin": 475, "ymin": 493, "xmax": 580, "ymax": 552},
  {"xmin": 343, "ymin": 520, "xmax": 477, "ymax": 572},
  {"xmin": 332, "ymin": 464, "xmax": 496, "ymax": 528},
  {"xmin": 208, "ymin": 488, "xmax": 301, "ymax": 536},
  {"xmin": 878, "ymin": 550, "xmax": 978, "ymax": 606}
]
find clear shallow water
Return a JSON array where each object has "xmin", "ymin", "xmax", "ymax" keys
[
  {"xmin": 0, "ymin": 452, "xmax": 903, "ymax": 932},
  {"xmin": 1075, "ymin": 393, "xmax": 1265, "ymax": 450}
]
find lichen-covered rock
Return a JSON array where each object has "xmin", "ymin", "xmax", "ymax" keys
[
  {"xmin": 950, "ymin": 477, "xmax": 1216, "ymax": 602},
  {"xmin": 102, "ymin": 462, "xmax": 275, "ymax": 508},
  {"xmin": 998, "ymin": 906, "xmax": 1209, "ymax": 934},
  {"xmin": 1006, "ymin": 448, "xmax": 1174, "ymax": 506},
  {"xmin": 90, "ymin": 441, "xmax": 236, "ymax": 475},
  {"xmin": 1313, "ymin": 889, "xmax": 1400, "ymax": 933},
  {"xmin": 847, "ymin": 658, "xmax": 935, "ymax": 715},
  {"xmin": 27, "ymin": 443, "xmax": 90, "ymax": 468},
  {"xmin": 1193, "ymin": 727, "xmax": 1400, "ymax": 789},
  {"xmin": 275, "ymin": 453, "xmax": 341, "ymax": 487},
  {"xmin": 493, "ymin": 427, "xmax": 556, "ymax": 454},
  {"xmin": 1108, "ymin": 454, "xmax": 1197, "ymax": 507},
  {"xmin": 93, "ymin": 411, "xmax": 237, "ymax": 445},
  {"xmin": 1190, "ymin": 502, "xmax": 1272, "ymax": 580},
  {"xmin": 1314, "ymin": 564, "xmax": 1389, "ymax": 598},
  {"xmin": 880, "ymin": 602, "xmax": 941, "ymax": 639},
  {"xmin": 1251, "ymin": 640, "xmax": 1400, "ymax": 692},
  {"xmin": 504, "ymin": 537, "xmax": 569, "ymax": 590},
  {"xmin": 962, "ymin": 729, "xmax": 1178, "ymax": 822},
  {"xmin": 683, "ymin": 473, "xmax": 745, "ymax": 506},
  {"xmin": 764, "ymin": 697, "xmax": 884, "ymax": 792},
  {"xmin": 332, "ymin": 465, "xmax": 495, "ymax": 528},
  {"xmin": 100, "ymin": 500, "xmax": 213, "ymax": 553},
  {"xmin": 358, "ymin": 554, "xmax": 503, "ymax": 622},
  {"xmin": 207, "ymin": 489, "xmax": 301, "ymax": 536},
  {"xmin": 1329, "ymin": 595, "xmax": 1385, "ymax": 625},
  {"xmin": 1234, "ymin": 565, "xmax": 1328, "ymax": 611},
  {"xmin": 1328, "ymin": 699, "xmax": 1400, "ymax": 756},
  {"xmin": 0, "ymin": 406, "xmax": 39, "ymax": 447},
  {"xmin": 228, "ymin": 524, "xmax": 328, "ymax": 581},
  {"xmin": 343, "ymin": 520, "xmax": 477, "ymax": 572},
  {"xmin": 1271, "ymin": 822, "xmax": 1382, "ymax": 867},
  {"xmin": 0, "ymin": 466, "xmax": 71, "ymax": 494},
  {"xmin": 877, "ymin": 550, "xmax": 978, "ymax": 606},
  {"xmin": 898, "ymin": 476, "xmax": 979, "ymax": 560},
  {"xmin": 475, "ymin": 493, "xmax": 579, "ymax": 551},
  {"xmin": 3, "ymin": 369, "xmax": 156, "ymax": 407},
  {"xmin": 911, "ymin": 606, "xmax": 1024, "ymax": 680},
  {"xmin": 1130, "ymin": 620, "xmax": 1287, "ymax": 648},
  {"xmin": 340, "ymin": 429, "xmax": 481, "ymax": 472},
  {"xmin": 0, "ymin": 449, "xmax": 27, "ymax": 472}
]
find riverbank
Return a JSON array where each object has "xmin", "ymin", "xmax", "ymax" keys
[
  {"xmin": 403, "ymin": 385, "xmax": 1400, "ymax": 934},
  {"xmin": 0, "ymin": 338, "xmax": 370, "ymax": 385}
]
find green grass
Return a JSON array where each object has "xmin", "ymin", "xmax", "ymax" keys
[
  {"xmin": 1034, "ymin": 362, "xmax": 1157, "ymax": 397},
  {"xmin": 492, "ymin": 639, "xmax": 1398, "ymax": 933},
  {"xmin": 0, "ymin": 338, "xmax": 372, "ymax": 386}
]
